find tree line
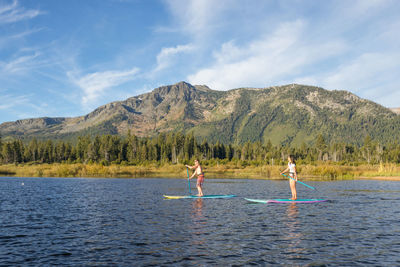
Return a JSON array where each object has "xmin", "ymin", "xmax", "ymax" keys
[{"xmin": 0, "ymin": 132, "xmax": 399, "ymax": 165}]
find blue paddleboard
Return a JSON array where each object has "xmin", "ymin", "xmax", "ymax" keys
[
  {"xmin": 164, "ymin": 195, "xmax": 236, "ymax": 199},
  {"xmin": 245, "ymin": 198, "xmax": 327, "ymax": 204}
]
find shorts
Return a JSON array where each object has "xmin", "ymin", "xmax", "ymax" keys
[{"xmin": 197, "ymin": 174, "xmax": 204, "ymax": 186}]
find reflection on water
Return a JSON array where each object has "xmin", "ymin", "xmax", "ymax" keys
[
  {"xmin": 284, "ymin": 203, "xmax": 305, "ymax": 258},
  {"xmin": 286, "ymin": 203, "xmax": 298, "ymax": 232},
  {"xmin": 190, "ymin": 199, "xmax": 206, "ymax": 246},
  {"xmin": 192, "ymin": 198, "xmax": 204, "ymax": 218},
  {"xmin": 188, "ymin": 199, "xmax": 207, "ymax": 265}
]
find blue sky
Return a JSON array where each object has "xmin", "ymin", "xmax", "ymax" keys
[{"xmin": 0, "ymin": 0, "xmax": 399, "ymax": 123}]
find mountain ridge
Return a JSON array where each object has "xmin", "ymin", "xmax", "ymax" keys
[{"xmin": 1, "ymin": 81, "xmax": 399, "ymax": 145}]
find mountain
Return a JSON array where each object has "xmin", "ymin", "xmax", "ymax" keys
[{"xmin": 1, "ymin": 81, "xmax": 399, "ymax": 145}]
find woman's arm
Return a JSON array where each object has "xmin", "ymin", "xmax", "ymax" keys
[
  {"xmin": 280, "ymin": 167, "xmax": 289, "ymax": 175},
  {"xmin": 293, "ymin": 166, "xmax": 298, "ymax": 181}
]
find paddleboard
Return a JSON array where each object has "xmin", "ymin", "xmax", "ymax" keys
[
  {"xmin": 245, "ymin": 198, "xmax": 327, "ymax": 204},
  {"xmin": 164, "ymin": 195, "xmax": 236, "ymax": 199}
]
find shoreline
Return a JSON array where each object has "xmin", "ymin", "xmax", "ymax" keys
[
  {"xmin": 1, "ymin": 173, "xmax": 400, "ymax": 181},
  {"xmin": 1, "ymin": 163, "xmax": 400, "ymax": 181},
  {"xmin": 357, "ymin": 176, "xmax": 400, "ymax": 181},
  {"xmin": 1, "ymin": 176, "xmax": 400, "ymax": 181}
]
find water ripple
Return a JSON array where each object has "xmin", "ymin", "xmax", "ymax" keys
[{"xmin": 1, "ymin": 178, "xmax": 400, "ymax": 265}]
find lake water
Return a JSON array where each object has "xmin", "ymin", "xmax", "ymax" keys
[{"xmin": 0, "ymin": 177, "xmax": 399, "ymax": 266}]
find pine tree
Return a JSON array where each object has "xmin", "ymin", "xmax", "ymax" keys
[
  {"xmin": 13, "ymin": 140, "xmax": 24, "ymax": 163},
  {"xmin": 362, "ymin": 135, "xmax": 373, "ymax": 164},
  {"xmin": 315, "ymin": 134, "xmax": 327, "ymax": 161},
  {"xmin": 2, "ymin": 143, "xmax": 14, "ymax": 164},
  {"xmin": 87, "ymin": 136, "xmax": 101, "ymax": 162},
  {"xmin": 127, "ymin": 134, "xmax": 139, "ymax": 163}
]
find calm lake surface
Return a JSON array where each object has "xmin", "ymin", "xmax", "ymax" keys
[{"xmin": 0, "ymin": 177, "xmax": 399, "ymax": 266}]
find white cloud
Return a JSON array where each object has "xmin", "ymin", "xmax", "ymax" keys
[
  {"xmin": 163, "ymin": 0, "xmax": 235, "ymax": 40},
  {"xmin": 292, "ymin": 51, "xmax": 400, "ymax": 107},
  {"xmin": 154, "ymin": 43, "xmax": 195, "ymax": 73},
  {"xmin": 0, "ymin": 0, "xmax": 42, "ymax": 24},
  {"xmin": 0, "ymin": 1, "xmax": 45, "ymax": 76},
  {"xmin": 322, "ymin": 53, "xmax": 399, "ymax": 91},
  {"xmin": 0, "ymin": 51, "xmax": 41, "ymax": 74},
  {"xmin": 0, "ymin": 93, "xmax": 30, "ymax": 110},
  {"xmin": 188, "ymin": 20, "xmax": 348, "ymax": 90},
  {"xmin": 68, "ymin": 67, "xmax": 140, "ymax": 107},
  {"xmin": 0, "ymin": 0, "xmax": 17, "ymax": 14},
  {"xmin": 0, "ymin": 28, "xmax": 42, "ymax": 49},
  {"xmin": 0, "ymin": 98, "xmax": 51, "ymax": 120}
]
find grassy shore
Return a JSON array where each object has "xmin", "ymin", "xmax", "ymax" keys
[{"xmin": 0, "ymin": 162, "xmax": 400, "ymax": 180}]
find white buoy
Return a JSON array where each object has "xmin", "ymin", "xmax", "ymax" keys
[{"xmin": 21, "ymin": 182, "xmax": 24, "ymax": 186}]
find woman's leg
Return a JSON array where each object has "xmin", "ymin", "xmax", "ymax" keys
[
  {"xmin": 197, "ymin": 184, "xmax": 204, "ymax": 196},
  {"xmin": 197, "ymin": 176, "xmax": 204, "ymax": 196},
  {"xmin": 290, "ymin": 179, "xmax": 297, "ymax": 200}
]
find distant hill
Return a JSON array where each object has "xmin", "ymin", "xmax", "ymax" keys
[
  {"xmin": 1, "ymin": 81, "xmax": 399, "ymax": 145},
  {"xmin": 390, "ymin": 108, "xmax": 400, "ymax": 114}
]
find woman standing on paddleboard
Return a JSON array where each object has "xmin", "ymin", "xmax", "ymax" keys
[
  {"xmin": 280, "ymin": 155, "xmax": 298, "ymax": 200},
  {"xmin": 186, "ymin": 159, "xmax": 204, "ymax": 196}
]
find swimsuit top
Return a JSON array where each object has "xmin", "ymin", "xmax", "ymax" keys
[{"xmin": 288, "ymin": 162, "xmax": 296, "ymax": 173}]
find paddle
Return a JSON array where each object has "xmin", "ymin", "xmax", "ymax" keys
[
  {"xmin": 186, "ymin": 167, "xmax": 191, "ymax": 194},
  {"xmin": 281, "ymin": 173, "xmax": 315, "ymax": 190}
]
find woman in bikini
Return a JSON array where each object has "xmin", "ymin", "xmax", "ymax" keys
[
  {"xmin": 280, "ymin": 155, "xmax": 298, "ymax": 200},
  {"xmin": 186, "ymin": 159, "xmax": 204, "ymax": 196}
]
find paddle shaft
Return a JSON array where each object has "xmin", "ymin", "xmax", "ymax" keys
[
  {"xmin": 187, "ymin": 168, "xmax": 191, "ymax": 194},
  {"xmin": 281, "ymin": 173, "xmax": 315, "ymax": 190}
]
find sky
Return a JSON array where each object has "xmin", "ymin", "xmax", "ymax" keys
[{"xmin": 0, "ymin": 0, "xmax": 399, "ymax": 123}]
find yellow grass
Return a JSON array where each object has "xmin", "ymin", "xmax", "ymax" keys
[
  {"xmin": 0, "ymin": 162, "xmax": 400, "ymax": 180},
  {"xmin": 0, "ymin": 163, "xmax": 189, "ymax": 178}
]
